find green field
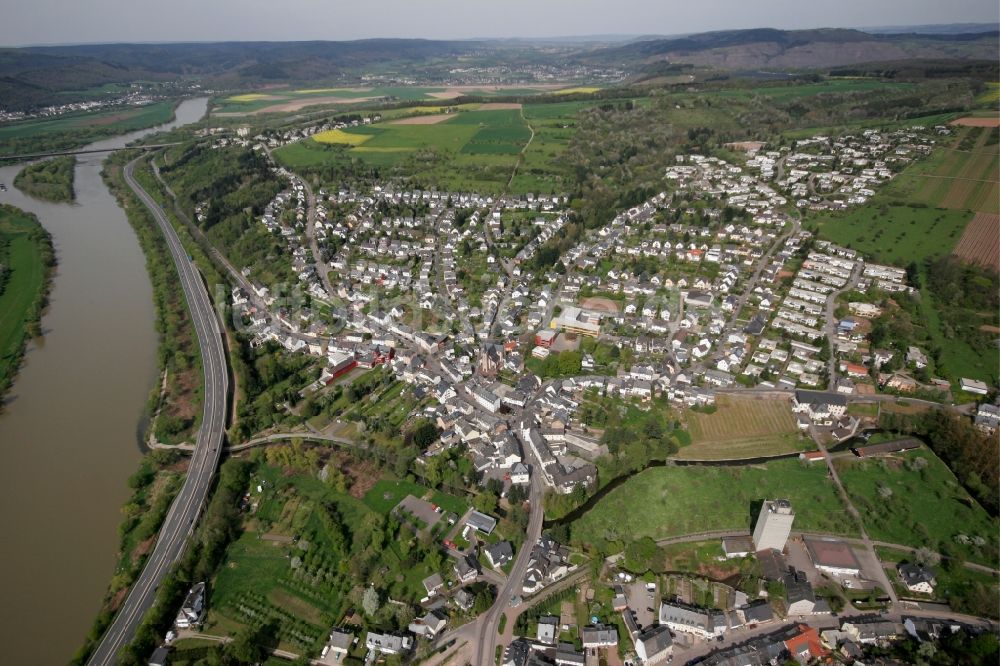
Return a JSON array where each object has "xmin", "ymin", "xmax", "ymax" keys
[
  {"xmin": 880, "ymin": 126, "xmax": 999, "ymax": 215},
  {"xmin": 274, "ymin": 107, "xmax": 533, "ymax": 192},
  {"xmin": 570, "ymin": 459, "xmax": 856, "ymax": 546},
  {"xmin": 813, "ymin": 203, "xmax": 973, "ymax": 265},
  {"xmin": 711, "ymin": 80, "xmax": 913, "ymax": 103},
  {"xmin": 836, "ymin": 448, "xmax": 999, "ymax": 568},
  {"xmin": 0, "ymin": 205, "xmax": 53, "ymax": 399},
  {"xmin": 362, "ymin": 478, "xmax": 468, "ymax": 516},
  {"xmin": 0, "ymin": 100, "xmax": 176, "ymax": 148},
  {"xmin": 680, "ymin": 395, "xmax": 806, "ymax": 460}
]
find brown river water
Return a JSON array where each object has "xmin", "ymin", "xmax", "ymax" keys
[{"xmin": 0, "ymin": 97, "xmax": 208, "ymax": 663}]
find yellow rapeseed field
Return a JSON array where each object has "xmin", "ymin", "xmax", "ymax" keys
[
  {"xmin": 226, "ymin": 93, "xmax": 273, "ymax": 102},
  {"xmin": 312, "ymin": 129, "xmax": 372, "ymax": 146}
]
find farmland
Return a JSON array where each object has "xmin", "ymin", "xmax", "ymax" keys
[
  {"xmin": 679, "ymin": 395, "xmax": 807, "ymax": 460},
  {"xmin": 274, "ymin": 107, "xmax": 533, "ymax": 192},
  {"xmin": 836, "ymin": 448, "xmax": 999, "ymax": 568},
  {"xmin": 953, "ymin": 212, "xmax": 1000, "ymax": 272},
  {"xmin": 211, "ymin": 86, "xmax": 449, "ymax": 114},
  {"xmin": 569, "ymin": 459, "xmax": 856, "ymax": 547},
  {"xmin": 212, "ymin": 84, "xmax": 571, "ymax": 115},
  {"xmin": 0, "ymin": 100, "xmax": 178, "ymax": 157},
  {"xmin": 879, "ymin": 125, "xmax": 999, "ymax": 215},
  {"xmin": 312, "ymin": 129, "xmax": 372, "ymax": 146}
]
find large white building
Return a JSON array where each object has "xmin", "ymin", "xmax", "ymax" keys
[{"xmin": 752, "ymin": 499, "xmax": 795, "ymax": 552}]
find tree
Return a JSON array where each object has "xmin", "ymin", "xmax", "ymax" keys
[
  {"xmin": 507, "ymin": 484, "xmax": 527, "ymax": 505},
  {"xmin": 623, "ymin": 536, "xmax": 659, "ymax": 573},
  {"xmin": 362, "ymin": 586, "xmax": 380, "ymax": 617},
  {"xmin": 225, "ymin": 622, "xmax": 276, "ymax": 663},
  {"xmin": 410, "ymin": 420, "xmax": 440, "ymax": 449}
]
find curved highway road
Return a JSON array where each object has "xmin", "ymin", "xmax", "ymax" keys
[{"xmin": 88, "ymin": 158, "xmax": 228, "ymax": 665}]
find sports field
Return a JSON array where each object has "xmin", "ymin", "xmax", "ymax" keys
[{"xmin": 680, "ymin": 395, "xmax": 805, "ymax": 460}]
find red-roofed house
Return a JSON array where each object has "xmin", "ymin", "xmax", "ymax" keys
[
  {"xmin": 843, "ymin": 362, "xmax": 869, "ymax": 378},
  {"xmin": 784, "ymin": 624, "xmax": 830, "ymax": 664}
]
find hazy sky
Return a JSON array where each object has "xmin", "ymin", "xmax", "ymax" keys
[{"xmin": 1, "ymin": 0, "xmax": 997, "ymax": 46}]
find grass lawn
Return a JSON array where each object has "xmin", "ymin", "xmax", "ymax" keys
[
  {"xmin": 570, "ymin": 459, "xmax": 856, "ymax": 545},
  {"xmin": 847, "ymin": 403, "xmax": 879, "ymax": 417},
  {"xmin": 362, "ymin": 478, "xmax": 468, "ymax": 516},
  {"xmin": 836, "ymin": 449, "xmax": 999, "ymax": 568},
  {"xmin": 0, "ymin": 207, "xmax": 50, "ymax": 391},
  {"xmin": 679, "ymin": 395, "xmax": 807, "ymax": 460}
]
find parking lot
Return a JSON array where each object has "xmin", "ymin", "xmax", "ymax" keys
[{"xmin": 624, "ymin": 581, "xmax": 658, "ymax": 630}]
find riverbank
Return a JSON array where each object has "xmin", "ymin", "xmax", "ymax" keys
[
  {"xmin": 0, "ymin": 99, "xmax": 180, "ymax": 159},
  {"xmin": 102, "ymin": 151, "xmax": 204, "ymax": 445},
  {"xmin": 0, "ymin": 203, "xmax": 56, "ymax": 406},
  {"xmin": 70, "ymin": 450, "xmax": 186, "ymax": 664},
  {"xmin": 13, "ymin": 155, "xmax": 76, "ymax": 202},
  {"xmin": 0, "ymin": 97, "xmax": 207, "ymax": 664}
]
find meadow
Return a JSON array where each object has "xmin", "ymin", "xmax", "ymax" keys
[
  {"xmin": 710, "ymin": 79, "xmax": 913, "ymax": 103},
  {"xmin": 680, "ymin": 395, "xmax": 807, "ymax": 460},
  {"xmin": 569, "ymin": 459, "xmax": 856, "ymax": 546},
  {"xmin": 836, "ymin": 448, "xmax": 999, "ymax": 568},
  {"xmin": 0, "ymin": 206, "xmax": 54, "ymax": 400},
  {"xmin": 0, "ymin": 100, "xmax": 177, "ymax": 156},
  {"xmin": 812, "ymin": 203, "xmax": 973, "ymax": 266}
]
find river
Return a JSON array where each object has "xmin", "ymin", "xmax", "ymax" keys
[{"xmin": 0, "ymin": 97, "xmax": 208, "ymax": 664}]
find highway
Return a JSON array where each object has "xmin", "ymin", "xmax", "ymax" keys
[{"xmin": 88, "ymin": 158, "xmax": 229, "ymax": 665}]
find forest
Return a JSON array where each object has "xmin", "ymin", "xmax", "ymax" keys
[{"xmin": 12, "ymin": 155, "xmax": 75, "ymax": 202}]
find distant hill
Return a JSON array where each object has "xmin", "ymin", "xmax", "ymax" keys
[
  {"xmin": 0, "ymin": 39, "xmax": 487, "ymax": 111},
  {"xmin": 862, "ymin": 23, "xmax": 999, "ymax": 35},
  {"xmin": 1, "ymin": 28, "xmax": 997, "ymax": 112},
  {"xmin": 583, "ymin": 27, "xmax": 998, "ymax": 70}
]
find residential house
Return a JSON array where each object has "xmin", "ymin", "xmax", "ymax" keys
[
  {"xmin": 365, "ymin": 632, "xmax": 413, "ymax": 655},
  {"xmin": 485, "ymin": 541, "xmax": 514, "ymax": 569},
  {"xmin": 581, "ymin": 625, "xmax": 619, "ymax": 648},
  {"xmin": 898, "ymin": 564, "xmax": 936, "ymax": 594}
]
